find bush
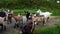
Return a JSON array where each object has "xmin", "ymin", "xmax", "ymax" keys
[{"xmin": 0, "ymin": 0, "xmax": 60, "ymax": 9}]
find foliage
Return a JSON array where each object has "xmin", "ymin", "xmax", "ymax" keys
[
  {"xmin": 0, "ymin": 0, "xmax": 60, "ymax": 16},
  {"xmin": 0, "ymin": 0, "xmax": 60, "ymax": 9}
]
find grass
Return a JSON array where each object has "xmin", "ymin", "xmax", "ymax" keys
[
  {"xmin": 13, "ymin": 8, "xmax": 60, "ymax": 16},
  {"xmin": 13, "ymin": 9, "xmax": 37, "ymax": 15},
  {"xmin": 34, "ymin": 25, "xmax": 60, "ymax": 34}
]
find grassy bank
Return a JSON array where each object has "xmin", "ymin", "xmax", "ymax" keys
[
  {"xmin": 13, "ymin": 8, "xmax": 60, "ymax": 16},
  {"xmin": 34, "ymin": 25, "xmax": 60, "ymax": 34}
]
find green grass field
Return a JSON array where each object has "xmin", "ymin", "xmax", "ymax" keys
[{"xmin": 13, "ymin": 8, "xmax": 60, "ymax": 16}]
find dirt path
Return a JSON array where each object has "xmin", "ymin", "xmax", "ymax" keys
[
  {"xmin": 46, "ymin": 16, "xmax": 60, "ymax": 26},
  {"xmin": 37, "ymin": 16, "xmax": 60, "ymax": 27}
]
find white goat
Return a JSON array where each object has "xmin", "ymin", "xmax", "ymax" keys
[{"xmin": 37, "ymin": 9, "xmax": 52, "ymax": 23}]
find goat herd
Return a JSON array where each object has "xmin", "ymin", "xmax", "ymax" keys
[{"xmin": 0, "ymin": 9, "xmax": 52, "ymax": 34}]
